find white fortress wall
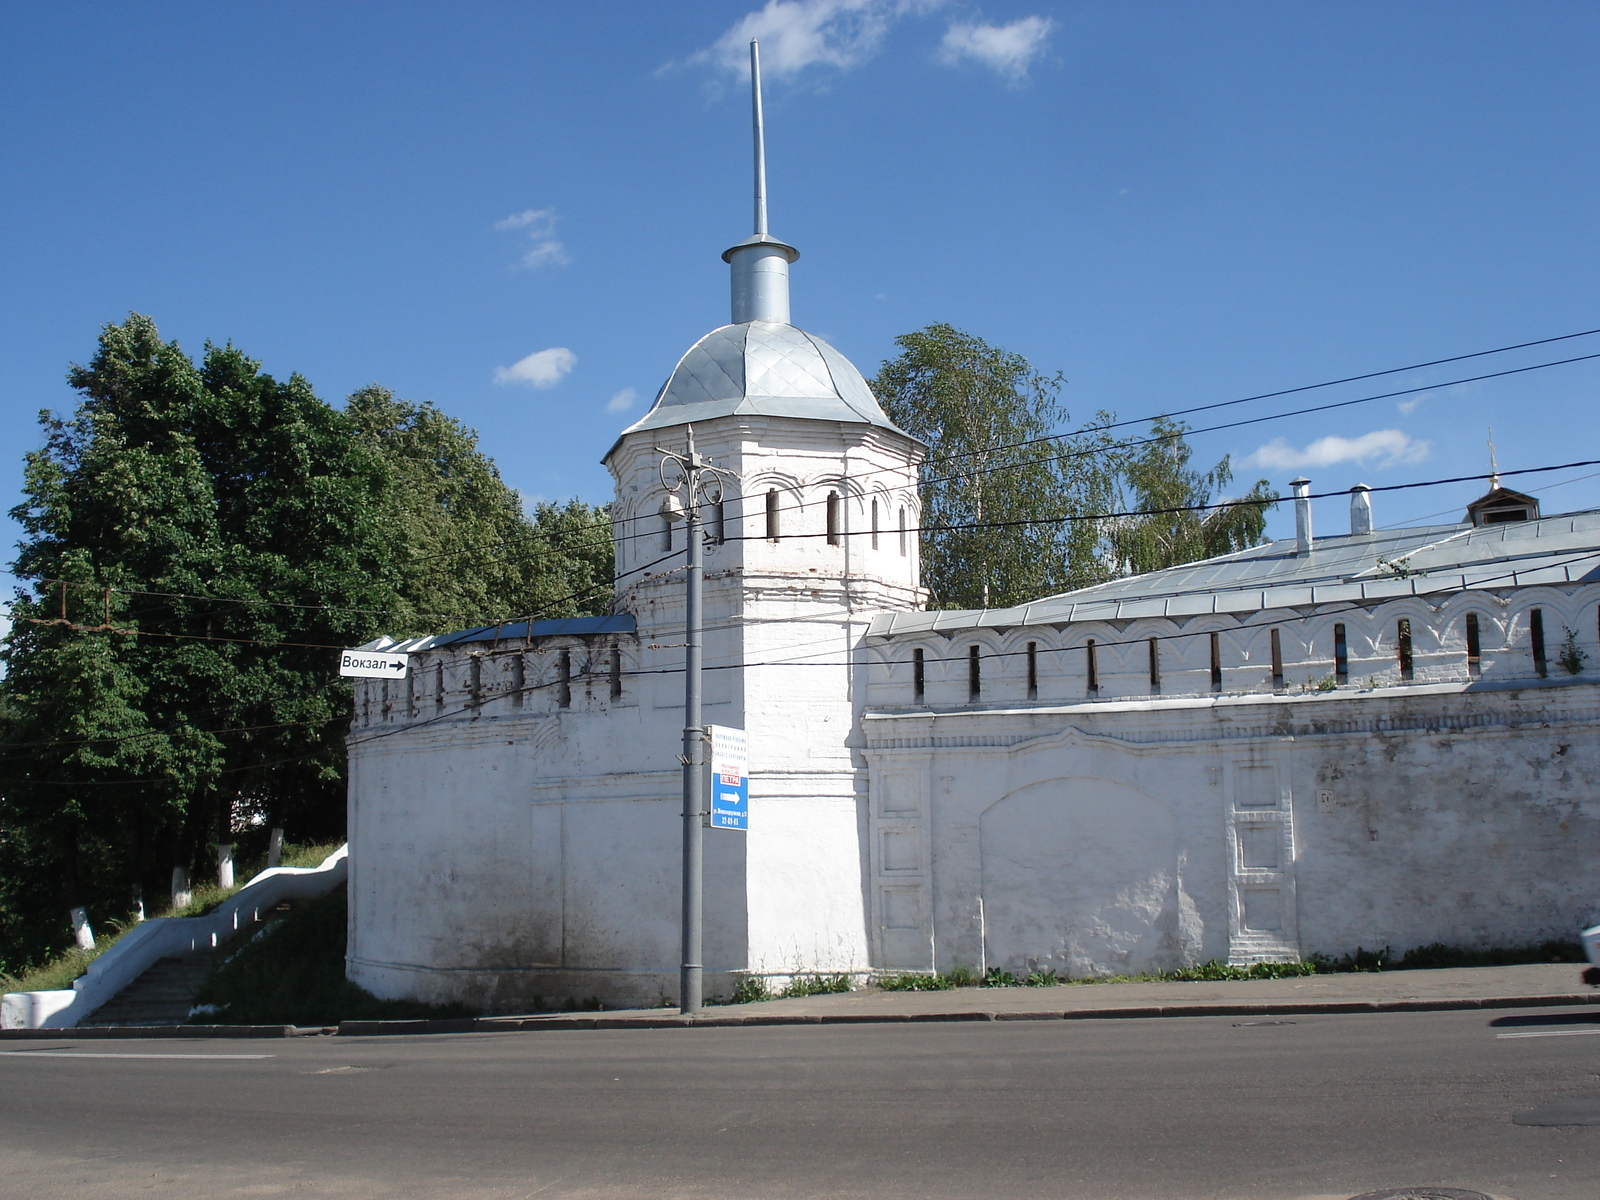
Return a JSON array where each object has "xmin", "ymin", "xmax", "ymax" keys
[{"xmin": 861, "ymin": 581, "xmax": 1600, "ymax": 977}]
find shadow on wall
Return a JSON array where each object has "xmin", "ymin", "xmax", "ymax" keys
[{"xmin": 979, "ymin": 779, "xmax": 1220, "ymax": 977}]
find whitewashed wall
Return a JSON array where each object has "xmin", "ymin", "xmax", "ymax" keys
[
  {"xmin": 861, "ymin": 674, "xmax": 1600, "ymax": 977},
  {"xmin": 347, "ymin": 413, "xmax": 927, "ymax": 1009}
]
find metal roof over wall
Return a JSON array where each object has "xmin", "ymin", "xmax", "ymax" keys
[
  {"xmin": 360, "ymin": 614, "xmax": 636, "ymax": 655},
  {"xmin": 868, "ymin": 509, "xmax": 1600, "ymax": 638}
]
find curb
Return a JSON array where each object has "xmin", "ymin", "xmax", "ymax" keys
[
  {"xmin": 4, "ymin": 992, "xmax": 1594, "ymax": 1040},
  {"xmin": 334, "ymin": 991, "xmax": 1600, "ymax": 1036},
  {"xmin": 0, "ymin": 1024, "xmax": 296, "ymax": 1040}
]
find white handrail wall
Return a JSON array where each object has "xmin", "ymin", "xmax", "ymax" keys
[{"xmin": 1, "ymin": 845, "xmax": 348, "ymax": 1029}]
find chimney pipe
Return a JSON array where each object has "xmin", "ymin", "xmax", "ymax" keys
[
  {"xmin": 1350, "ymin": 484, "xmax": 1373, "ymax": 536},
  {"xmin": 1290, "ymin": 477, "xmax": 1312, "ymax": 555}
]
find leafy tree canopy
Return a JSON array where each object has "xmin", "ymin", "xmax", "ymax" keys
[
  {"xmin": 0, "ymin": 316, "xmax": 612, "ymax": 971},
  {"xmin": 347, "ymin": 386, "xmax": 613, "ymax": 631},
  {"xmin": 874, "ymin": 323, "xmax": 1276, "ymax": 610}
]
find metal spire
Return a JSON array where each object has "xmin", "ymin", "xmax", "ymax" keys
[
  {"xmin": 751, "ymin": 39, "xmax": 768, "ymax": 238},
  {"xmin": 1487, "ymin": 427, "xmax": 1501, "ymax": 489},
  {"xmin": 722, "ymin": 38, "xmax": 798, "ymax": 324}
]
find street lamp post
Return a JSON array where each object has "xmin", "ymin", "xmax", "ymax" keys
[{"xmin": 657, "ymin": 426, "xmax": 737, "ymax": 1015}]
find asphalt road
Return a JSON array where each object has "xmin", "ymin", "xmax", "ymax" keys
[{"xmin": 2, "ymin": 1007, "xmax": 1598, "ymax": 1199}]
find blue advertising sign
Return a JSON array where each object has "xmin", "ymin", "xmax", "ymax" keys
[{"xmin": 707, "ymin": 724, "xmax": 749, "ymax": 831}]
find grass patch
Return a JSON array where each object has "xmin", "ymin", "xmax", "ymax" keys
[
  {"xmin": 0, "ymin": 927, "xmax": 126, "ymax": 994},
  {"xmin": 0, "ymin": 841, "xmax": 350, "ymax": 995},
  {"xmin": 167, "ymin": 841, "xmax": 346, "ymax": 920},
  {"xmin": 723, "ymin": 973, "xmax": 855, "ymax": 1004},
  {"xmin": 877, "ymin": 972, "xmax": 956, "ymax": 992},
  {"xmin": 191, "ymin": 888, "xmax": 471, "ymax": 1026},
  {"xmin": 868, "ymin": 944, "xmax": 1579, "ymax": 994}
]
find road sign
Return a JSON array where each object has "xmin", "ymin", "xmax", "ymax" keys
[
  {"xmin": 340, "ymin": 649, "xmax": 409, "ymax": 679},
  {"xmin": 706, "ymin": 724, "xmax": 748, "ymax": 831}
]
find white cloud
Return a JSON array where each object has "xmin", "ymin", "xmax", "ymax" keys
[
  {"xmin": 936, "ymin": 15, "xmax": 1053, "ymax": 81},
  {"xmin": 495, "ymin": 207, "xmax": 568, "ymax": 270},
  {"xmin": 1244, "ymin": 429, "xmax": 1433, "ymax": 472},
  {"xmin": 607, "ymin": 387, "xmax": 637, "ymax": 412},
  {"xmin": 493, "ymin": 347, "xmax": 576, "ymax": 389},
  {"xmin": 1397, "ymin": 394, "xmax": 1428, "ymax": 415},
  {"xmin": 688, "ymin": 0, "xmax": 939, "ymax": 80}
]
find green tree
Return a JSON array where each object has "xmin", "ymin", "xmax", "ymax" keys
[
  {"xmin": 873, "ymin": 324, "xmax": 1119, "ymax": 609},
  {"xmin": 1110, "ymin": 415, "xmax": 1276, "ymax": 575},
  {"xmin": 346, "ymin": 387, "xmax": 613, "ymax": 631},
  {"xmin": 0, "ymin": 315, "xmax": 398, "ymax": 963},
  {"xmin": 0, "ymin": 318, "xmax": 619, "ymax": 971},
  {"xmin": 874, "ymin": 324, "xmax": 1277, "ymax": 611}
]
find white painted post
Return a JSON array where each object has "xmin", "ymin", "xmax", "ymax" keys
[
  {"xmin": 171, "ymin": 866, "xmax": 192, "ymax": 910},
  {"xmin": 267, "ymin": 827, "xmax": 284, "ymax": 868},
  {"xmin": 216, "ymin": 843, "xmax": 234, "ymax": 889},
  {"xmin": 131, "ymin": 884, "xmax": 144, "ymax": 924},
  {"xmin": 977, "ymin": 895, "xmax": 987, "ymax": 978},
  {"xmin": 69, "ymin": 905, "xmax": 94, "ymax": 951}
]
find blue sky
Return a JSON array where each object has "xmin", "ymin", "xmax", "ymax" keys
[{"xmin": 3, "ymin": 1, "xmax": 1597, "ymax": 583}]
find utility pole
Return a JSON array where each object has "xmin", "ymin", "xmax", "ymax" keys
[{"xmin": 656, "ymin": 426, "xmax": 737, "ymax": 1015}]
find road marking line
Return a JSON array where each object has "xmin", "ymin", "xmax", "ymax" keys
[
  {"xmin": 1, "ymin": 1050, "xmax": 273, "ymax": 1059},
  {"xmin": 1496, "ymin": 1029, "xmax": 1600, "ymax": 1039}
]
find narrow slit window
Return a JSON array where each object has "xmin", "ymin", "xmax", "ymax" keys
[
  {"xmin": 558, "ymin": 649, "xmax": 572, "ymax": 708},
  {"xmin": 1334, "ymin": 622, "xmax": 1348, "ymax": 684},
  {"xmin": 434, "ymin": 662, "xmax": 445, "ymax": 713},
  {"xmin": 766, "ymin": 489, "xmax": 780, "ymax": 541},
  {"xmin": 512, "ymin": 653, "xmax": 525, "ymax": 709},
  {"xmin": 469, "ymin": 656, "xmax": 482, "ymax": 714},
  {"xmin": 661, "ymin": 513, "xmax": 673, "ymax": 553},
  {"xmin": 1147, "ymin": 637, "xmax": 1161, "ymax": 694},
  {"xmin": 968, "ymin": 645, "xmax": 981, "ymax": 700},
  {"xmin": 898, "ymin": 507, "xmax": 907, "ymax": 556},
  {"xmin": 1530, "ymin": 607, "xmax": 1547, "ymax": 677},
  {"xmin": 1270, "ymin": 628, "xmax": 1284, "ymax": 691},
  {"xmin": 1397, "ymin": 618, "xmax": 1413, "ymax": 681},
  {"xmin": 609, "ymin": 646, "xmax": 623, "ymax": 699},
  {"xmin": 871, "ymin": 499, "xmax": 880, "ymax": 550},
  {"xmin": 912, "ymin": 647, "xmax": 925, "ymax": 703},
  {"xmin": 826, "ymin": 491, "xmax": 842, "ymax": 546},
  {"xmin": 1086, "ymin": 639, "xmax": 1099, "ymax": 695},
  {"xmin": 712, "ymin": 501, "xmax": 726, "ymax": 545},
  {"xmin": 1209, "ymin": 632, "xmax": 1222, "ymax": 693},
  {"xmin": 1465, "ymin": 613, "xmax": 1481, "ymax": 677},
  {"xmin": 1026, "ymin": 641, "xmax": 1038, "ymax": 699}
]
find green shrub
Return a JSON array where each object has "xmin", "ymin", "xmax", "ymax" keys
[
  {"xmin": 780, "ymin": 973, "xmax": 852, "ymax": 998},
  {"xmin": 877, "ymin": 972, "xmax": 956, "ymax": 991},
  {"xmin": 729, "ymin": 975, "xmax": 771, "ymax": 1004}
]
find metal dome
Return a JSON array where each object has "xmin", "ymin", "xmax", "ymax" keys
[{"xmin": 612, "ymin": 320, "xmax": 912, "ymax": 444}]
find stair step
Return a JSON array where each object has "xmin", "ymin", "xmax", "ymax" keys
[{"xmin": 79, "ymin": 950, "xmax": 225, "ymax": 1027}]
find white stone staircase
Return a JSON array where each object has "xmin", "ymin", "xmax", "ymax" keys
[{"xmin": 1, "ymin": 845, "xmax": 347, "ymax": 1029}]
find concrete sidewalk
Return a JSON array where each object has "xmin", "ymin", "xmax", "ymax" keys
[
  {"xmin": 4, "ymin": 962, "xmax": 1594, "ymax": 1039},
  {"xmin": 440, "ymin": 962, "xmax": 1600, "ymax": 1035}
]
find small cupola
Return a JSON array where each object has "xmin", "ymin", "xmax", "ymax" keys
[{"xmin": 1465, "ymin": 484, "xmax": 1539, "ymax": 526}]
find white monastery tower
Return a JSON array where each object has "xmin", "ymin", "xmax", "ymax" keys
[
  {"xmin": 604, "ymin": 41, "xmax": 926, "ymax": 983},
  {"xmin": 345, "ymin": 42, "xmax": 925, "ymax": 1010}
]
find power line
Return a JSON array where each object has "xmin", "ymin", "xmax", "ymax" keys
[
  {"xmin": 920, "ymin": 325, "xmax": 1600, "ymax": 468},
  {"xmin": 366, "ymin": 327, "xmax": 1600, "ymax": 566},
  {"xmin": 719, "ymin": 459, "xmax": 1600, "ymax": 544},
  {"xmin": 633, "ymin": 338, "xmax": 1600, "ymax": 534},
  {"xmin": 914, "ymin": 350, "xmax": 1600, "ymax": 495},
  {"xmin": 339, "ymin": 545, "xmax": 1600, "ymax": 756}
]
